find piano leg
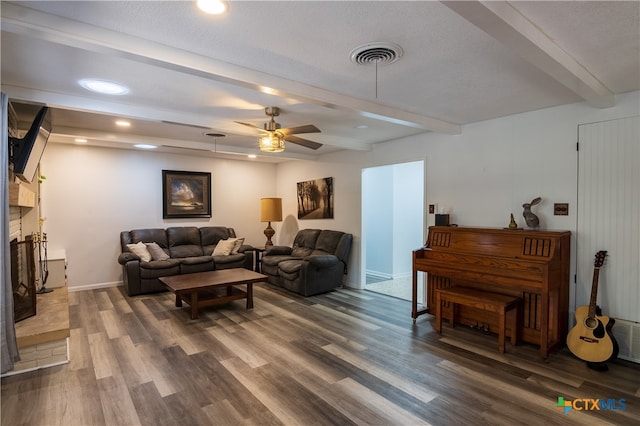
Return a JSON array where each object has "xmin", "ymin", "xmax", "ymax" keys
[
  {"xmin": 412, "ymin": 270, "xmax": 418, "ymax": 323},
  {"xmin": 435, "ymin": 290, "xmax": 442, "ymax": 333},
  {"xmin": 498, "ymin": 308, "xmax": 506, "ymax": 353}
]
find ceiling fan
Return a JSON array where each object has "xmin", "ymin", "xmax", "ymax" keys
[{"xmin": 236, "ymin": 107, "xmax": 322, "ymax": 152}]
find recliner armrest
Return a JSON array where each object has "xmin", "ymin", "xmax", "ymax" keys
[
  {"xmin": 118, "ymin": 252, "xmax": 140, "ymax": 265},
  {"xmin": 305, "ymin": 255, "xmax": 339, "ymax": 268}
]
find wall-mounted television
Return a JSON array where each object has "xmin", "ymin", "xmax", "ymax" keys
[{"xmin": 9, "ymin": 106, "xmax": 51, "ymax": 183}]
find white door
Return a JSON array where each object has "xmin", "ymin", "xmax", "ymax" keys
[{"xmin": 577, "ymin": 116, "xmax": 639, "ymax": 322}]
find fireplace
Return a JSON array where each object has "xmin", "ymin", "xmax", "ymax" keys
[{"xmin": 10, "ymin": 237, "xmax": 36, "ymax": 322}]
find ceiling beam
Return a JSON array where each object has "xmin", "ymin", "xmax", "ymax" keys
[
  {"xmin": 1, "ymin": 2, "xmax": 461, "ymax": 134},
  {"xmin": 443, "ymin": 1, "xmax": 614, "ymax": 108}
]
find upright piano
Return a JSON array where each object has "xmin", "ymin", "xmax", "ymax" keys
[{"xmin": 412, "ymin": 226, "xmax": 571, "ymax": 358}]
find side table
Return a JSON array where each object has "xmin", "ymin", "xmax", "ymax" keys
[{"xmin": 253, "ymin": 246, "xmax": 266, "ymax": 272}]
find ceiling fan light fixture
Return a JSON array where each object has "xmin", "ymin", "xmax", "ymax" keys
[
  {"xmin": 197, "ymin": 0, "xmax": 228, "ymax": 15},
  {"xmin": 258, "ymin": 133, "xmax": 285, "ymax": 153}
]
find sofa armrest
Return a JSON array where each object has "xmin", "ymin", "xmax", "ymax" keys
[
  {"xmin": 118, "ymin": 252, "xmax": 140, "ymax": 265},
  {"xmin": 237, "ymin": 244, "xmax": 253, "ymax": 253},
  {"xmin": 264, "ymin": 246, "xmax": 292, "ymax": 256},
  {"xmin": 305, "ymin": 254, "xmax": 339, "ymax": 268}
]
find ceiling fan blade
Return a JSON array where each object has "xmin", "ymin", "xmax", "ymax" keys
[
  {"xmin": 235, "ymin": 121, "xmax": 268, "ymax": 133},
  {"xmin": 286, "ymin": 135, "xmax": 323, "ymax": 150},
  {"xmin": 280, "ymin": 124, "xmax": 321, "ymax": 136}
]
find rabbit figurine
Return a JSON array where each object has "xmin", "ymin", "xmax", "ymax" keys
[{"xmin": 522, "ymin": 197, "xmax": 542, "ymax": 229}]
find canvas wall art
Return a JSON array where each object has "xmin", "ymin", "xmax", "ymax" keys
[
  {"xmin": 297, "ymin": 177, "xmax": 333, "ymax": 219},
  {"xmin": 162, "ymin": 170, "xmax": 211, "ymax": 218}
]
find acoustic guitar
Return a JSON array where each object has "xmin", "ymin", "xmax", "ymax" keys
[{"xmin": 567, "ymin": 250, "xmax": 618, "ymax": 363}]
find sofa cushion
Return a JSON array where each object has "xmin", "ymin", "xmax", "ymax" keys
[
  {"xmin": 131, "ymin": 228, "xmax": 168, "ymax": 247},
  {"xmin": 316, "ymin": 230, "xmax": 344, "ymax": 254},
  {"xmin": 168, "ymin": 226, "xmax": 203, "ymax": 257},
  {"xmin": 146, "ymin": 242, "xmax": 170, "ymax": 261},
  {"xmin": 213, "ymin": 253, "xmax": 246, "ymax": 266},
  {"xmin": 178, "ymin": 256, "xmax": 213, "ymax": 266},
  {"xmin": 293, "ymin": 229, "xmax": 321, "ymax": 249},
  {"xmin": 231, "ymin": 237, "xmax": 245, "ymax": 254},
  {"xmin": 278, "ymin": 260, "xmax": 302, "ymax": 279},
  {"xmin": 127, "ymin": 242, "xmax": 152, "ymax": 262},
  {"xmin": 262, "ymin": 254, "xmax": 301, "ymax": 267},
  {"xmin": 178, "ymin": 256, "xmax": 214, "ymax": 274},
  {"xmin": 139, "ymin": 259, "xmax": 181, "ymax": 279},
  {"xmin": 200, "ymin": 227, "xmax": 235, "ymax": 254},
  {"xmin": 261, "ymin": 254, "xmax": 300, "ymax": 277},
  {"xmin": 291, "ymin": 247, "xmax": 314, "ymax": 257},
  {"xmin": 212, "ymin": 238, "xmax": 236, "ymax": 256}
]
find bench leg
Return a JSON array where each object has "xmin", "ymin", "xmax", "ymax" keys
[
  {"xmin": 448, "ymin": 302, "xmax": 455, "ymax": 328},
  {"xmin": 435, "ymin": 293, "xmax": 442, "ymax": 333},
  {"xmin": 498, "ymin": 308, "xmax": 506, "ymax": 353}
]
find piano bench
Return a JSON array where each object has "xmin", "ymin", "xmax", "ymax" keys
[{"xmin": 435, "ymin": 287, "xmax": 520, "ymax": 353}]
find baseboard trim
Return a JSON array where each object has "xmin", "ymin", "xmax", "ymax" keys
[
  {"xmin": 365, "ymin": 270, "xmax": 392, "ymax": 280},
  {"xmin": 68, "ymin": 281, "xmax": 122, "ymax": 292}
]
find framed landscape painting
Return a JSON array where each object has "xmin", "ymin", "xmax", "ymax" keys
[
  {"xmin": 297, "ymin": 177, "xmax": 333, "ymax": 219},
  {"xmin": 162, "ymin": 170, "xmax": 211, "ymax": 218}
]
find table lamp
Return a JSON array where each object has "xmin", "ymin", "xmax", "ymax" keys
[{"xmin": 260, "ymin": 197, "xmax": 282, "ymax": 246}]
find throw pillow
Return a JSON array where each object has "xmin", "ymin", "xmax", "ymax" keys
[
  {"xmin": 146, "ymin": 242, "xmax": 170, "ymax": 261},
  {"xmin": 231, "ymin": 237, "xmax": 245, "ymax": 254},
  {"xmin": 126, "ymin": 241, "xmax": 152, "ymax": 262},
  {"xmin": 212, "ymin": 238, "xmax": 237, "ymax": 256}
]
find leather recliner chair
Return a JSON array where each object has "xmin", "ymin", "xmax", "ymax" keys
[{"xmin": 261, "ymin": 229, "xmax": 352, "ymax": 296}]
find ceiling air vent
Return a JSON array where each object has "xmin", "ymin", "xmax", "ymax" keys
[{"xmin": 350, "ymin": 42, "xmax": 403, "ymax": 65}]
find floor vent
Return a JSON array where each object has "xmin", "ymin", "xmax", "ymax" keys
[{"xmin": 611, "ymin": 318, "xmax": 640, "ymax": 364}]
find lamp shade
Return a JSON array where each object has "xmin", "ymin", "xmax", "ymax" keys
[{"xmin": 260, "ymin": 198, "xmax": 283, "ymax": 222}]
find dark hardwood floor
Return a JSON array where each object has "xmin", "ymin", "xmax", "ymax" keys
[{"xmin": 2, "ymin": 283, "xmax": 639, "ymax": 425}]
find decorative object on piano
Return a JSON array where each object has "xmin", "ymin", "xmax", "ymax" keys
[
  {"xmin": 508, "ymin": 213, "xmax": 518, "ymax": 229},
  {"xmin": 522, "ymin": 197, "xmax": 542, "ymax": 229},
  {"xmin": 435, "ymin": 214, "xmax": 450, "ymax": 226},
  {"xmin": 567, "ymin": 250, "xmax": 618, "ymax": 366}
]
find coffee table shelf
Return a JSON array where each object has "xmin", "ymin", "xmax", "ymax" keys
[{"xmin": 160, "ymin": 268, "xmax": 267, "ymax": 319}]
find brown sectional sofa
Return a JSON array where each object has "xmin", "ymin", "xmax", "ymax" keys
[{"xmin": 118, "ymin": 226, "xmax": 253, "ymax": 296}]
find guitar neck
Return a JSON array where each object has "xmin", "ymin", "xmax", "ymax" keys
[{"xmin": 588, "ymin": 267, "xmax": 601, "ymax": 317}]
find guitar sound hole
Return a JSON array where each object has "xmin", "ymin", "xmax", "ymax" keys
[{"xmin": 584, "ymin": 317, "xmax": 598, "ymax": 329}]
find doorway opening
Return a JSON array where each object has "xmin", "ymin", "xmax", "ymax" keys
[{"xmin": 361, "ymin": 161, "xmax": 424, "ymax": 301}]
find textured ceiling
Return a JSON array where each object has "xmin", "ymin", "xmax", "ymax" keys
[{"xmin": 2, "ymin": 1, "xmax": 638, "ymax": 161}]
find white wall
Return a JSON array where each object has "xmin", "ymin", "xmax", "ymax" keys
[
  {"xmin": 277, "ymin": 91, "xmax": 640, "ymax": 300},
  {"xmin": 40, "ymin": 146, "xmax": 276, "ymax": 290}
]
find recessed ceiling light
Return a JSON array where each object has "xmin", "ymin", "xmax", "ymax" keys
[
  {"xmin": 74, "ymin": 138, "xmax": 88, "ymax": 143},
  {"xmin": 115, "ymin": 120, "xmax": 131, "ymax": 127},
  {"xmin": 197, "ymin": 0, "xmax": 228, "ymax": 15},
  {"xmin": 133, "ymin": 144, "xmax": 157, "ymax": 149},
  {"xmin": 78, "ymin": 78, "xmax": 129, "ymax": 95},
  {"xmin": 248, "ymin": 154, "xmax": 257, "ymax": 159}
]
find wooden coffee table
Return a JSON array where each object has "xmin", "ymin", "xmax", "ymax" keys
[{"xmin": 159, "ymin": 268, "xmax": 267, "ymax": 319}]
